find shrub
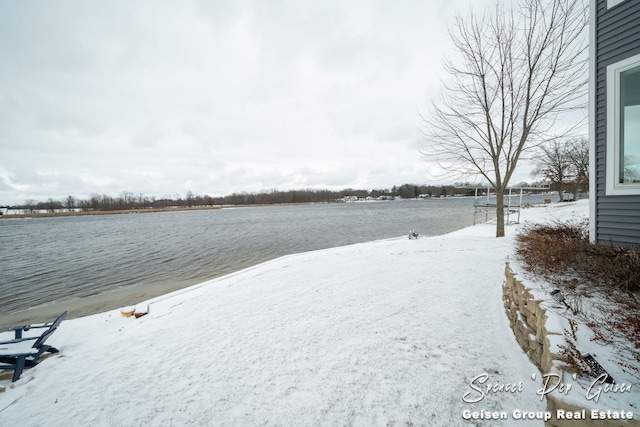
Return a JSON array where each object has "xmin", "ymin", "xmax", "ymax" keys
[
  {"xmin": 515, "ymin": 219, "xmax": 640, "ymax": 294},
  {"xmin": 515, "ymin": 220, "xmax": 640, "ymax": 362}
]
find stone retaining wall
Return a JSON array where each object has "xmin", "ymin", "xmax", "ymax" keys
[
  {"xmin": 503, "ymin": 263, "xmax": 561, "ymax": 375},
  {"xmin": 503, "ymin": 263, "xmax": 639, "ymax": 427}
]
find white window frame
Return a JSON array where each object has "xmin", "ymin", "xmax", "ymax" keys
[
  {"xmin": 606, "ymin": 53, "xmax": 640, "ymax": 195},
  {"xmin": 607, "ymin": 0, "xmax": 626, "ymax": 8}
]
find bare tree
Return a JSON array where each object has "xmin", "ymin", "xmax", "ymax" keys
[
  {"xmin": 65, "ymin": 195, "xmax": 76, "ymax": 212},
  {"xmin": 566, "ymin": 136, "xmax": 589, "ymax": 197},
  {"xmin": 24, "ymin": 199, "xmax": 37, "ymax": 214},
  {"xmin": 531, "ymin": 139, "xmax": 574, "ymax": 201},
  {"xmin": 45, "ymin": 198, "xmax": 59, "ymax": 213},
  {"xmin": 185, "ymin": 190, "xmax": 195, "ymax": 207},
  {"xmin": 120, "ymin": 191, "xmax": 136, "ymax": 209},
  {"xmin": 419, "ymin": 0, "xmax": 588, "ymax": 237}
]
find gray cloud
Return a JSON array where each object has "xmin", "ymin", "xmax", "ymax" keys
[{"xmin": 0, "ymin": 0, "xmax": 498, "ymax": 205}]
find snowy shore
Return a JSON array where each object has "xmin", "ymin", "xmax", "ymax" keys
[{"xmin": 0, "ymin": 200, "xmax": 632, "ymax": 426}]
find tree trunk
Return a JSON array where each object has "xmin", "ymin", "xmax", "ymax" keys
[
  {"xmin": 557, "ymin": 182, "xmax": 564, "ymax": 202},
  {"xmin": 495, "ymin": 189, "xmax": 505, "ymax": 238}
]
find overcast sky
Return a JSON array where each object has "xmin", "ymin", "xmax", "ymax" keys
[{"xmin": 0, "ymin": 0, "xmax": 536, "ymax": 205}]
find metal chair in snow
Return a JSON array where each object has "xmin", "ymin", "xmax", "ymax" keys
[{"xmin": 0, "ymin": 311, "xmax": 67, "ymax": 382}]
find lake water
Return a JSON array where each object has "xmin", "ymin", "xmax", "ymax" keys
[{"xmin": 0, "ymin": 197, "xmax": 535, "ymax": 328}]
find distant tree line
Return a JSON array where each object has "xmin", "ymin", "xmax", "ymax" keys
[{"xmin": 10, "ymin": 184, "xmax": 496, "ymax": 213}]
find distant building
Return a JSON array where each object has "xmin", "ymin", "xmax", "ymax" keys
[
  {"xmin": 590, "ymin": 0, "xmax": 640, "ymax": 245},
  {"xmin": 342, "ymin": 195, "xmax": 359, "ymax": 202}
]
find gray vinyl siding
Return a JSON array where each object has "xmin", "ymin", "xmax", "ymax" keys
[{"xmin": 594, "ymin": 0, "xmax": 640, "ymax": 246}]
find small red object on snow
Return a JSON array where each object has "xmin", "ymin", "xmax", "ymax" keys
[{"xmin": 134, "ymin": 303, "xmax": 149, "ymax": 318}]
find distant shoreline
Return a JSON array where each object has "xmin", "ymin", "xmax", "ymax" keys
[
  {"xmin": 0, "ymin": 202, "xmax": 335, "ymax": 219},
  {"xmin": 0, "ymin": 205, "xmax": 223, "ymax": 219}
]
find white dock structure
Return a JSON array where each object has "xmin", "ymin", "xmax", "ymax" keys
[{"xmin": 472, "ymin": 185, "xmax": 551, "ymax": 225}]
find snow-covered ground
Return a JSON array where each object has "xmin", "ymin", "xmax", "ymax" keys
[{"xmin": 0, "ymin": 200, "xmax": 635, "ymax": 426}]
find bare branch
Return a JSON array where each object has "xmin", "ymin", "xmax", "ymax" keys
[{"xmin": 419, "ymin": 0, "xmax": 588, "ymax": 236}]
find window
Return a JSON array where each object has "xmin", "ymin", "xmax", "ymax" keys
[
  {"xmin": 606, "ymin": 53, "xmax": 640, "ymax": 195},
  {"xmin": 607, "ymin": 0, "xmax": 627, "ymax": 8}
]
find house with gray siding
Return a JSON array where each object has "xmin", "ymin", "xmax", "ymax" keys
[{"xmin": 589, "ymin": 0, "xmax": 640, "ymax": 246}]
